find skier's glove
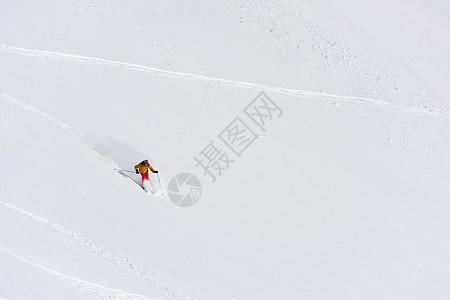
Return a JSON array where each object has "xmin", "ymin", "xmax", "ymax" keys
[
  {"xmin": 136, "ymin": 170, "xmax": 139, "ymax": 174},
  {"xmin": 153, "ymin": 170, "xmax": 159, "ymax": 173}
]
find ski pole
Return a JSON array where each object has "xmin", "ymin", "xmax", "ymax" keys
[
  {"xmin": 156, "ymin": 173, "xmax": 163, "ymax": 195},
  {"xmin": 116, "ymin": 169, "xmax": 136, "ymax": 173}
]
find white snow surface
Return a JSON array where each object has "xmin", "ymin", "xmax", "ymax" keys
[{"xmin": 1, "ymin": 1, "xmax": 450, "ymax": 299}]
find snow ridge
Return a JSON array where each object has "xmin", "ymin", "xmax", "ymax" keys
[
  {"xmin": 0, "ymin": 200, "xmax": 195, "ymax": 300},
  {"xmin": 0, "ymin": 93, "xmax": 118, "ymax": 171},
  {"xmin": 1, "ymin": 93, "xmax": 86, "ymax": 142},
  {"xmin": 0, "ymin": 44, "xmax": 445, "ymax": 117},
  {"xmin": 0, "ymin": 244, "xmax": 163, "ymax": 300}
]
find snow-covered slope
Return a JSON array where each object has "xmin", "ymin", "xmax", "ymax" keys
[{"xmin": 1, "ymin": 1, "xmax": 450, "ymax": 299}]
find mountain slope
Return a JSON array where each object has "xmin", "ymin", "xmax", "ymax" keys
[{"xmin": 1, "ymin": 1, "xmax": 450, "ymax": 299}]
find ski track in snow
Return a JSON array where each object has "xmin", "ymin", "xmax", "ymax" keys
[
  {"xmin": 0, "ymin": 93, "xmax": 120, "ymax": 173},
  {"xmin": 0, "ymin": 43, "xmax": 446, "ymax": 117},
  {"xmin": 0, "ymin": 244, "xmax": 163, "ymax": 300},
  {"xmin": 0, "ymin": 200, "xmax": 195, "ymax": 300},
  {"xmin": 1, "ymin": 43, "xmax": 448, "ymax": 298},
  {"xmin": 0, "ymin": 93, "xmax": 87, "ymax": 142},
  {"xmin": 0, "ymin": 95, "xmax": 184, "ymax": 298}
]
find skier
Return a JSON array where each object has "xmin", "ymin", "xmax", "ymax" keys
[{"xmin": 134, "ymin": 159, "xmax": 158, "ymax": 186}]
